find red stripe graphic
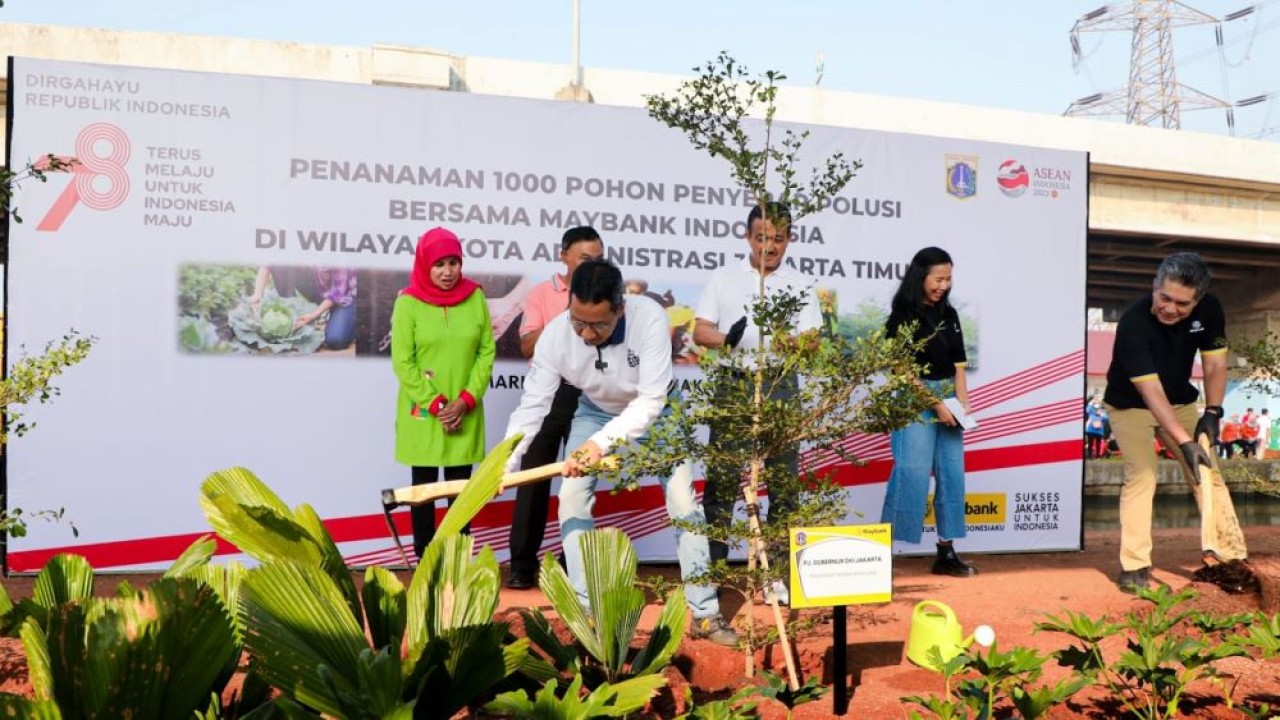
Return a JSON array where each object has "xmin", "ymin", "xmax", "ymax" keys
[
  {"xmin": 8, "ymin": 439, "xmax": 1078, "ymax": 571},
  {"xmin": 805, "ymin": 349, "xmax": 1084, "ymax": 469},
  {"xmin": 970, "ymin": 350, "xmax": 1085, "ymax": 411},
  {"xmin": 805, "ymin": 397, "xmax": 1084, "ymax": 473}
]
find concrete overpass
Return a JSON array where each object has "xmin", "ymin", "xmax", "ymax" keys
[{"xmin": 2, "ymin": 23, "xmax": 1278, "ymax": 333}]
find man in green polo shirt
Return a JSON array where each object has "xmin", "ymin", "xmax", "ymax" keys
[{"xmin": 1103, "ymin": 252, "xmax": 1248, "ymax": 594}]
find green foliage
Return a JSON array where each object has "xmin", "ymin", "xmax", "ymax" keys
[
  {"xmin": 200, "ymin": 466, "xmax": 362, "ymax": 620},
  {"xmin": 484, "ymin": 673, "xmax": 665, "ymax": 719},
  {"xmin": 436, "ymin": 434, "xmax": 523, "ymax": 538},
  {"xmin": 177, "ymin": 264, "xmax": 258, "ymax": 321},
  {"xmin": 1241, "ymin": 701, "xmax": 1278, "ymax": 720},
  {"xmin": 674, "ymin": 685, "xmax": 761, "ymax": 720},
  {"xmin": 835, "ymin": 298, "xmax": 888, "ymax": 343},
  {"xmin": 522, "ymin": 528, "xmax": 685, "ymax": 688},
  {"xmin": 902, "ymin": 592, "xmax": 1280, "ymax": 720},
  {"xmin": 1229, "ymin": 330, "xmax": 1280, "ymax": 385},
  {"xmin": 0, "ymin": 155, "xmax": 77, "ymax": 224},
  {"xmin": 905, "ymin": 642, "xmax": 1082, "ymax": 720},
  {"xmin": 0, "ymin": 159, "xmax": 90, "ymax": 546},
  {"xmin": 1036, "ymin": 585, "xmax": 1254, "ymax": 720},
  {"xmin": 957, "ymin": 644, "xmax": 1060, "ymax": 719},
  {"xmin": 179, "ymin": 315, "xmax": 232, "ymax": 353},
  {"xmin": 1, "ymin": 441, "xmax": 531, "ymax": 718},
  {"xmin": 0, "ymin": 695, "xmax": 63, "ymax": 719},
  {"xmin": 0, "ymin": 326, "xmax": 92, "ymax": 540},
  {"xmin": 0, "ymin": 331, "xmax": 95, "ymax": 445},
  {"xmin": 645, "ymin": 51, "xmax": 859, "ymax": 216},
  {"xmin": 15, "ymin": 577, "xmax": 238, "ymax": 719},
  {"xmin": 597, "ymin": 306, "xmax": 933, "ymax": 593},
  {"xmin": 641, "ymin": 53, "xmax": 934, "ymax": 689},
  {"xmin": 753, "ymin": 670, "xmax": 827, "ymax": 709},
  {"xmin": 1231, "ymin": 612, "xmax": 1280, "ymax": 658},
  {"xmin": 197, "ymin": 437, "xmax": 529, "ymax": 718},
  {"xmin": 226, "ymin": 292, "xmax": 324, "ymax": 354},
  {"xmin": 0, "ymin": 553, "xmax": 94, "ymax": 636}
]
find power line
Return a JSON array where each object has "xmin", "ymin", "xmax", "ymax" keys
[{"xmin": 1177, "ymin": 3, "xmax": 1278, "ymax": 69}]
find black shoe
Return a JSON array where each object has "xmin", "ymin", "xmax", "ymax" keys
[
  {"xmin": 506, "ymin": 570, "xmax": 536, "ymax": 590},
  {"xmin": 1117, "ymin": 567, "xmax": 1151, "ymax": 594},
  {"xmin": 931, "ymin": 549, "xmax": 978, "ymax": 577}
]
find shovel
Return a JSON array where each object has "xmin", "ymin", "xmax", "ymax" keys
[
  {"xmin": 1195, "ymin": 433, "xmax": 1220, "ymax": 562},
  {"xmin": 379, "ymin": 456, "xmax": 618, "ymax": 567}
]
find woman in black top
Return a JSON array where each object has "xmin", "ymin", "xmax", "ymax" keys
[{"xmin": 879, "ymin": 246, "xmax": 977, "ymax": 577}]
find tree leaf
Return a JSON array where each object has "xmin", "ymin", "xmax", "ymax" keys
[
  {"xmin": 362, "ymin": 566, "xmax": 407, "ymax": 652},
  {"xmin": 31, "ymin": 554, "xmax": 94, "ymax": 609},
  {"xmin": 435, "ymin": 434, "xmax": 521, "ymax": 537},
  {"xmin": 238, "ymin": 561, "xmax": 372, "ymax": 717}
]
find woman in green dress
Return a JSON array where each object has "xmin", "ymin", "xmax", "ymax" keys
[{"xmin": 392, "ymin": 227, "xmax": 496, "ymax": 560}]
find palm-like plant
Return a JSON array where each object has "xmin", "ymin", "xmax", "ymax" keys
[
  {"xmin": 0, "ymin": 553, "xmax": 94, "ymax": 635},
  {"xmin": 494, "ymin": 527, "xmax": 682, "ymax": 717},
  {"xmin": 9, "ymin": 576, "xmax": 239, "ymax": 719},
  {"xmin": 198, "ymin": 435, "xmax": 533, "ymax": 718}
]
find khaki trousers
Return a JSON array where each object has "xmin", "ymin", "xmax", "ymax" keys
[{"xmin": 1107, "ymin": 402, "xmax": 1248, "ymax": 571}]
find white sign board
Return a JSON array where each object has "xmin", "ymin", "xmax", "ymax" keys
[{"xmin": 5, "ymin": 57, "xmax": 1088, "ymax": 571}]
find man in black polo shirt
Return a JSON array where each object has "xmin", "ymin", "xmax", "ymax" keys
[{"xmin": 1103, "ymin": 252, "xmax": 1247, "ymax": 594}]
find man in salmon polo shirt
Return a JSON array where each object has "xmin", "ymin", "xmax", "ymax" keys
[{"xmin": 505, "ymin": 226, "xmax": 604, "ymax": 589}]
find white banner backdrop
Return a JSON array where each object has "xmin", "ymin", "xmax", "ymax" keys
[{"xmin": 5, "ymin": 57, "xmax": 1087, "ymax": 572}]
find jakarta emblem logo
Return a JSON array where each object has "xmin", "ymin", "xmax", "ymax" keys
[{"xmin": 945, "ymin": 154, "xmax": 978, "ymax": 200}]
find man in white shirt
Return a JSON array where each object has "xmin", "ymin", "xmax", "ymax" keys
[
  {"xmin": 1259, "ymin": 409, "xmax": 1272, "ymax": 459},
  {"xmin": 504, "ymin": 259, "xmax": 739, "ymax": 646},
  {"xmin": 693, "ymin": 202, "xmax": 823, "ymax": 605}
]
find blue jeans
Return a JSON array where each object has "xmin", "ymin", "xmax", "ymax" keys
[
  {"xmin": 323, "ymin": 301, "xmax": 356, "ymax": 350},
  {"xmin": 880, "ymin": 382, "xmax": 967, "ymax": 544},
  {"xmin": 560, "ymin": 398, "xmax": 722, "ymax": 619}
]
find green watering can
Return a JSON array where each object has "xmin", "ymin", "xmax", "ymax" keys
[{"xmin": 905, "ymin": 600, "xmax": 995, "ymax": 671}]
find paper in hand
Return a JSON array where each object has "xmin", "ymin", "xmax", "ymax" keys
[{"xmin": 943, "ymin": 397, "xmax": 978, "ymax": 430}]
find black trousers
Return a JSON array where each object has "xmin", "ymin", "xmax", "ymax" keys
[
  {"xmin": 704, "ymin": 371, "xmax": 798, "ymax": 570},
  {"xmin": 411, "ymin": 464, "xmax": 471, "ymax": 560},
  {"xmin": 507, "ymin": 380, "xmax": 581, "ymax": 575}
]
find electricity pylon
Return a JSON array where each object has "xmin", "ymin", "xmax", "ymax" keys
[{"xmin": 1064, "ymin": 0, "xmax": 1227, "ymax": 129}]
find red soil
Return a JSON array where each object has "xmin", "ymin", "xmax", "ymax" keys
[{"xmin": 3, "ymin": 526, "xmax": 1279, "ymax": 718}]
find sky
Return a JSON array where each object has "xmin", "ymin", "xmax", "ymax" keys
[{"xmin": 3, "ymin": 0, "xmax": 1277, "ymax": 141}]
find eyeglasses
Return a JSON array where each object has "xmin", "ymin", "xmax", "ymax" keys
[{"xmin": 569, "ymin": 317, "xmax": 616, "ymax": 334}]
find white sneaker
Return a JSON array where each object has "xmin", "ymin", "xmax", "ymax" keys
[{"xmin": 764, "ymin": 580, "xmax": 790, "ymax": 606}]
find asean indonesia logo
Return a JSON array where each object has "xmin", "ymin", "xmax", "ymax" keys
[
  {"xmin": 996, "ymin": 159, "xmax": 1029, "ymax": 198},
  {"xmin": 945, "ymin": 154, "xmax": 978, "ymax": 200}
]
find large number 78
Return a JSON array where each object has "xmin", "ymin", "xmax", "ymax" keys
[{"xmin": 37, "ymin": 123, "xmax": 131, "ymax": 232}]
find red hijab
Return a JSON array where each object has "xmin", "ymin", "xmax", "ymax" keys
[{"xmin": 402, "ymin": 227, "xmax": 481, "ymax": 307}]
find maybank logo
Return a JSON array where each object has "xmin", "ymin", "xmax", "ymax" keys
[{"xmin": 924, "ymin": 492, "xmax": 1007, "ymax": 525}]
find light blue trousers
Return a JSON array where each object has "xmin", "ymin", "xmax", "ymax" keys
[
  {"xmin": 560, "ymin": 398, "xmax": 722, "ymax": 619},
  {"xmin": 880, "ymin": 383, "xmax": 968, "ymax": 543}
]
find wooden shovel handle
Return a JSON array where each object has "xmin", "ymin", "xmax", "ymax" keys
[{"xmin": 380, "ymin": 456, "xmax": 619, "ymax": 508}]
